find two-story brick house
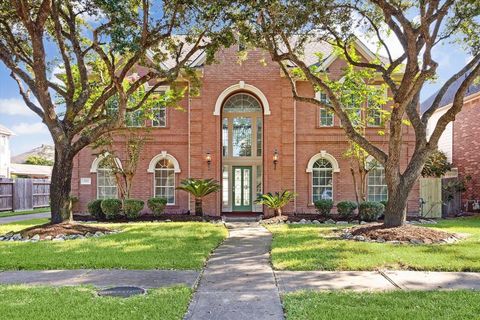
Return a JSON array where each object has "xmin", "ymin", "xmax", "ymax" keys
[{"xmin": 72, "ymin": 40, "xmax": 419, "ymax": 216}]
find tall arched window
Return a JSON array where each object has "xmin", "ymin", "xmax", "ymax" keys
[
  {"xmin": 154, "ymin": 159, "xmax": 175, "ymax": 204},
  {"xmin": 312, "ymin": 158, "xmax": 333, "ymax": 202},
  {"xmin": 367, "ymin": 160, "xmax": 388, "ymax": 202},
  {"xmin": 97, "ymin": 159, "xmax": 118, "ymax": 199}
]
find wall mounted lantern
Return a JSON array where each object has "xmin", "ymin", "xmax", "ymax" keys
[
  {"xmin": 206, "ymin": 152, "xmax": 212, "ymax": 170},
  {"xmin": 273, "ymin": 149, "xmax": 279, "ymax": 170}
]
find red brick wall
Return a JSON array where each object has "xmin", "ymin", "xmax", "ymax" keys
[
  {"xmin": 453, "ymin": 95, "xmax": 480, "ymax": 205},
  {"xmin": 72, "ymin": 45, "xmax": 419, "ymax": 215}
]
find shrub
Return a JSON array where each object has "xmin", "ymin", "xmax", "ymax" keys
[
  {"xmin": 255, "ymin": 191, "xmax": 297, "ymax": 216},
  {"xmin": 147, "ymin": 197, "xmax": 168, "ymax": 216},
  {"xmin": 101, "ymin": 199, "xmax": 122, "ymax": 220},
  {"xmin": 380, "ymin": 200, "xmax": 388, "ymax": 208},
  {"xmin": 124, "ymin": 199, "xmax": 145, "ymax": 219},
  {"xmin": 314, "ymin": 199, "xmax": 334, "ymax": 217},
  {"xmin": 87, "ymin": 199, "xmax": 104, "ymax": 219},
  {"xmin": 336, "ymin": 201, "xmax": 358, "ymax": 218},
  {"xmin": 359, "ymin": 201, "xmax": 385, "ymax": 222}
]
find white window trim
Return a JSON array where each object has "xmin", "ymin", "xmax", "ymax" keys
[
  {"xmin": 90, "ymin": 154, "xmax": 122, "ymax": 173},
  {"xmin": 311, "ymin": 163, "xmax": 334, "ymax": 204},
  {"xmin": 96, "ymin": 167, "xmax": 118, "ymax": 200},
  {"xmin": 147, "ymin": 151, "xmax": 181, "ymax": 173},
  {"xmin": 214, "ymin": 81, "xmax": 271, "ymax": 116},
  {"xmin": 306, "ymin": 151, "xmax": 340, "ymax": 173},
  {"xmin": 153, "ymin": 164, "xmax": 176, "ymax": 205}
]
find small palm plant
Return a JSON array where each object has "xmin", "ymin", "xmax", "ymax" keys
[
  {"xmin": 255, "ymin": 190, "xmax": 297, "ymax": 217},
  {"xmin": 177, "ymin": 178, "xmax": 221, "ymax": 216}
]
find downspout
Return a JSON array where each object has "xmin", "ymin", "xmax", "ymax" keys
[
  {"xmin": 293, "ymin": 84, "xmax": 297, "ymax": 212},
  {"xmin": 187, "ymin": 81, "xmax": 191, "ymax": 212}
]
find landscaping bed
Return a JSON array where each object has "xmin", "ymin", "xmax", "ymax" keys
[
  {"xmin": 343, "ymin": 223, "xmax": 462, "ymax": 244},
  {"xmin": 0, "ymin": 222, "xmax": 117, "ymax": 242},
  {"xmin": 73, "ymin": 213, "xmax": 223, "ymax": 223}
]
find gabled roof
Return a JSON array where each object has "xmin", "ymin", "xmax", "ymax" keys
[
  {"xmin": 10, "ymin": 163, "xmax": 52, "ymax": 177},
  {"xmin": 421, "ymin": 74, "xmax": 480, "ymax": 114},
  {"xmin": 0, "ymin": 124, "xmax": 14, "ymax": 136}
]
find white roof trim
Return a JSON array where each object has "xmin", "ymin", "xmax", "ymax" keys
[
  {"xmin": 213, "ymin": 81, "xmax": 271, "ymax": 116},
  {"xmin": 90, "ymin": 153, "xmax": 123, "ymax": 173},
  {"xmin": 306, "ymin": 150, "xmax": 340, "ymax": 173},
  {"xmin": 147, "ymin": 151, "xmax": 181, "ymax": 173},
  {"xmin": 320, "ymin": 38, "xmax": 379, "ymax": 70}
]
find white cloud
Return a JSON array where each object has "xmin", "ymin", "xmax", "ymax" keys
[
  {"xmin": 0, "ymin": 98, "xmax": 36, "ymax": 116},
  {"xmin": 11, "ymin": 122, "xmax": 48, "ymax": 135}
]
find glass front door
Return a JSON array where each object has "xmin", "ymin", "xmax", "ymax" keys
[{"xmin": 232, "ymin": 166, "xmax": 252, "ymax": 211}]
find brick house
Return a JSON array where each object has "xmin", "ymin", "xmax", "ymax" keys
[
  {"xmin": 423, "ymin": 77, "xmax": 480, "ymax": 211},
  {"xmin": 72, "ymin": 40, "xmax": 419, "ymax": 216}
]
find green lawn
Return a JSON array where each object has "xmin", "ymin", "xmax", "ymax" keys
[
  {"xmin": 283, "ymin": 290, "xmax": 480, "ymax": 320},
  {"xmin": 0, "ymin": 285, "xmax": 191, "ymax": 320},
  {"xmin": 266, "ymin": 217, "xmax": 480, "ymax": 271},
  {"xmin": 0, "ymin": 207, "xmax": 50, "ymax": 218},
  {"xmin": 0, "ymin": 219, "xmax": 226, "ymax": 270}
]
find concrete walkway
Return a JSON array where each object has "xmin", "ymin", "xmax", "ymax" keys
[
  {"xmin": 0, "ymin": 269, "xmax": 199, "ymax": 289},
  {"xmin": 0, "ymin": 212, "xmax": 50, "ymax": 224},
  {"xmin": 185, "ymin": 222, "xmax": 284, "ymax": 320},
  {"xmin": 275, "ymin": 270, "xmax": 480, "ymax": 292}
]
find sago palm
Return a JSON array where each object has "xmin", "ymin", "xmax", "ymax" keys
[
  {"xmin": 255, "ymin": 190, "xmax": 297, "ymax": 217},
  {"xmin": 177, "ymin": 178, "xmax": 221, "ymax": 216}
]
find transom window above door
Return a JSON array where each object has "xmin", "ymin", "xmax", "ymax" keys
[{"xmin": 222, "ymin": 93, "xmax": 263, "ymax": 159}]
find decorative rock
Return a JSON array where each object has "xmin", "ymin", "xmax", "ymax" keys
[
  {"xmin": 360, "ymin": 221, "xmax": 367, "ymax": 225},
  {"xmin": 44, "ymin": 236, "xmax": 53, "ymax": 241},
  {"xmin": 410, "ymin": 239, "xmax": 424, "ymax": 245},
  {"xmin": 353, "ymin": 235, "xmax": 366, "ymax": 241},
  {"xmin": 325, "ymin": 219, "xmax": 335, "ymax": 224},
  {"xmin": 341, "ymin": 233, "xmax": 353, "ymax": 239},
  {"xmin": 376, "ymin": 238, "xmax": 386, "ymax": 243},
  {"xmin": 52, "ymin": 237, "xmax": 65, "ymax": 241},
  {"xmin": 351, "ymin": 220, "xmax": 359, "ymax": 225},
  {"xmin": 299, "ymin": 219, "xmax": 307, "ymax": 224},
  {"xmin": 336, "ymin": 221, "xmax": 348, "ymax": 225},
  {"xmin": 12, "ymin": 233, "xmax": 22, "ymax": 240},
  {"xmin": 165, "ymin": 219, "xmax": 172, "ymax": 222},
  {"xmin": 85, "ymin": 232, "xmax": 93, "ymax": 237},
  {"xmin": 31, "ymin": 234, "xmax": 40, "ymax": 241},
  {"xmin": 94, "ymin": 231, "xmax": 104, "ymax": 237},
  {"xmin": 286, "ymin": 221, "xmax": 291, "ymax": 224},
  {"xmin": 312, "ymin": 220, "xmax": 320, "ymax": 224}
]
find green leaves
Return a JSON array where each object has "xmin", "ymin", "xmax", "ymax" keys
[
  {"xmin": 176, "ymin": 178, "xmax": 221, "ymax": 199},
  {"xmin": 255, "ymin": 190, "xmax": 297, "ymax": 214}
]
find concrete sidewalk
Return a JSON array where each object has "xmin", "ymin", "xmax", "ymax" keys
[
  {"xmin": 0, "ymin": 269, "xmax": 199, "ymax": 289},
  {"xmin": 275, "ymin": 270, "xmax": 480, "ymax": 292},
  {"xmin": 0, "ymin": 212, "xmax": 50, "ymax": 224}
]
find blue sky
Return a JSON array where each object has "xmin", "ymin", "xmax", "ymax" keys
[{"xmin": 0, "ymin": 39, "xmax": 470, "ymax": 156}]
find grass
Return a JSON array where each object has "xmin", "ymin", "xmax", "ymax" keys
[
  {"xmin": 0, "ymin": 219, "xmax": 226, "ymax": 270},
  {"xmin": 0, "ymin": 207, "xmax": 50, "ymax": 218},
  {"xmin": 283, "ymin": 290, "xmax": 480, "ymax": 320},
  {"xmin": 0, "ymin": 285, "xmax": 191, "ymax": 320},
  {"xmin": 266, "ymin": 217, "xmax": 480, "ymax": 271}
]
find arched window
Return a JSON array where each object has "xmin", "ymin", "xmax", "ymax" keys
[
  {"xmin": 312, "ymin": 158, "xmax": 333, "ymax": 202},
  {"xmin": 97, "ymin": 159, "xmax": 118, "ymax": 199},
  {"xmin": 367, "ymin": 160, "xmax": 388, "ymax": 202},
  {"xmin": 154, "ymin": 158, "xmax": 175, "ymax": 204}
]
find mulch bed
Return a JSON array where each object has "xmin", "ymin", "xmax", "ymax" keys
[
  {"xmin": 348, "ymin": 223, "xmax": 456, "ymax": 244},
  {"xmin": 73, "ymin": 213, "xmax": 222, "ymax": 223},
  {"xmin": 21, "ymin": 222, "xmax": 112, "ymax": 239}
]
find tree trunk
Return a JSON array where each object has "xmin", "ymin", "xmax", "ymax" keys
[
  {"xmin": 276, "ymin": 208, "xmax": 282, "ymax": 217},
  {"xmin": 194, "ymin": 198, "xmax": 203, "ymax": 216},
  {"xmin": 383, "ymin": 189, "xmax": 409, "ymax": 227},
  {"xmin": 50, "ymin": 147, "xmax": 74, "ymax": 224}
]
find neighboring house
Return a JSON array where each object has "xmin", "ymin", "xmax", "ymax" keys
[
  {"xmin": 11, "ymin": 144, "xmax": 54, "ymax": 164},
  {"xmin": 72, "ymin": 40, "xmax": 419, "ymax": 216},
  {"xmin": 0, "ymin": 124, "xmax": 13, "ymax": 178},
  {"xmin": 10, "ymin": 163, "xmax": 52, "ymax": 179},
  {"xmin": 422, "ymin": 75, "xmax": 480, "ymax": 210}
]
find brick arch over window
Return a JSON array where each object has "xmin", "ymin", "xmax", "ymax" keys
[
  {"xmin": 306, "ymin": 151, "xmax": 340, "ymax": 173},
  {"xmin": 147, "ymin": 151, "xmax": 181, "ymax": 173},
  {"xmin": 213, "ymin": 81, "xmax": 271, "ymax": 116}
]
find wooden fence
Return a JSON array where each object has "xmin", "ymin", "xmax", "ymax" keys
[{"xmin": 0, "ymin": 178, "xmax": 50, "ymax": 211}]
